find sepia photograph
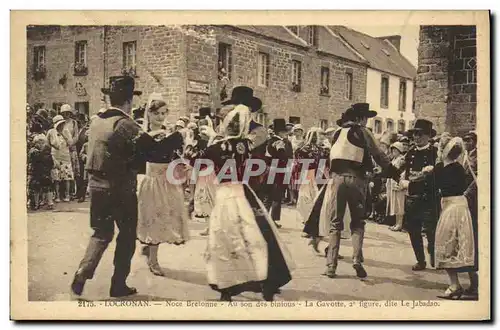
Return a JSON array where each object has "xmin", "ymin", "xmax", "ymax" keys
[{"xmin": 11, "ymin": 10, "xmax": 490, "ymax": 320}]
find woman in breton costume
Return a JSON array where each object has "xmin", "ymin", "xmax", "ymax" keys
[
  {"xmin": 386, "ymin": 142, "xmax": 407, "ymax": 232},
  {"xmin": 289, "ymin": 124, "xmax": 305, "ymax": 206},
  {"xmin": 136, "ymin": 93, "xmax": 190, "ymax": 276},
  {"xmin": 185, "ymin": 105, "xmax": 294, "ymax": 302},
  {"xmin": 433, "ymin": 136, "xmax": 476, "ymax": 299},
  {"xmin": 192, "ymin": 109, "xmax": 218, "ymax": 235},
  {"xmin": 295, "ymin": 127, "xmax": 322, "ymax": 224}
]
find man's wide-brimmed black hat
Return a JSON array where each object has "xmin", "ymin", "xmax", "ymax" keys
[
  {"xmin": 221, "ymin": 86, "xmax": 262, "ymax": 112},
  {"xmin": 273, "ymin": 118, "xmax": 287, "ymax": 133},
  {"xmin": 101, "ymin": 76, "xmax": 142, "ymax": 97},
  {"xmin": 463, "ymin": 131, "xmax": 477, "ymax": 141},
  {"xmin": 408, "ymin": 119, "xmax": 437, "ymax": 137},
  {"xmin": 344, "ymin": 103, "xmax": 377, "ymax": 121},
  {"xmin": 195, "ymin": 107, "xmax": 214, "ymax": 119},
  {"xmin": 336, "ymin": 112, "xmax": 345, "ymax": 126}
]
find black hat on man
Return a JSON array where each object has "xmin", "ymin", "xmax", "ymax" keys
[
  {"xmin": 221, "ymin": 86, "xmax": 262, "ymax": 112},
  {"xmin": 273, "ymin": 119, "xmax": 287, "ymax": 133},
  {"xmin": 336, "ymin": 112, "xmax": 346, "ymax": 126},
  {"xmin": 195, "ymin": 107, "xmax": 214, "ymax": 119},
  {"xmin": 408, "ymin": 119, "xmax": 437, "ymax": 138},
  {"xmin": 101, "ymin": 76, "xmax": 142, "ymax": 97},
  {"xmin": 344, "ymin": 103, "xmax": 377, "ymax": 121},
  {"xmin": 463, "ymin": 131, "xmax": 477, "ymax": 142}
]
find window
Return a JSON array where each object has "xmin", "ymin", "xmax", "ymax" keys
[
  {"xmin": 122, "ymin": 41, "xmax": 137, "ymax": 76},
  {"xmin": 399, "ymin": 80, "xmax": 407, "ymax": 111},
  {"xmin": 289, "ymin": 116, "xmax": 301, "ymax": 124},
  {"xmin": 409, "ymin": 120, "xmax": 415, "ymax": 130},
  {"xmin": 381, "ymin": 76, "xmax": 389, "ymax": 108},
  {"xmin": 74, "ymin": 102, "xmax": 89, "ymax": 117},
  {"xmin": 33, "ymin": 46, "xmax": 46, "ymax": 79},
  {"xmin": 398, "ymin": 120, "xmax": 406, "ymax": 133},
  {"xmin": 74, "ymin": 40, "xmax": 88, "ymax": 75},
  {"xmin": 345, "ymin": 72, "xmax": 353, "ymax": 100},
  {"xmin": 308, "ymin": 26, "xmax": 318, "ymax": 46},
  {"xmin": 34, "ymin": 46, "xmax": 45, "ymax": 69},
  {"xmin": 320, "ymin": 67, "xmax": 330, "ymax": 95},
  {"xmin": 218, "ymin": 43, "xmax": 232, "ymax": 81},
  {"xmin": 374, "ymin": 119, "xmax": 382, "ymax": 134},
  {"xmin": 255, "ymin": 112, "xmax": 268, "ymax": 126},
  {"xmin": 320, "ymin": 119, "xmax": 328, "ymax": 130},
  {"xmin": 291, "ymin": 60, "xmax": 302, "ymax": 92},
  {"xmin": 287, "ymin": 26, "xmax": 299, "ymax": 35},
  {"xmin": 386, "ymin": 119, "xmax": 394, "ymax": 133},
  {"xmin": 257, "ymin": 52, "xmax": 270, "ymax": 87}
]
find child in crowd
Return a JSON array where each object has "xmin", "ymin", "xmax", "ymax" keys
[{"xmin": 28, "ymin": 134, "xmax": 54, "ymax": 210}]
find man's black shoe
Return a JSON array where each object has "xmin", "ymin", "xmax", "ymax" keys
[
  {"xmin": 353, "ymin": 264, "xmax": 367, "ymax": 278},
  {"xmin": 110, "ymin": 285, "xmax": 137, "ymax": 298},
  {"xmin": 70, "ymin": 273, "xmax": 86, "ymax": 296},
  {"xmin": 412, "ymin": 262, "xmax": 427, "ymax": 271}
]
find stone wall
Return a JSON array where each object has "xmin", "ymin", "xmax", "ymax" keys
[
  {"xmin": 415, "ymin": 25, "xmax": 476, "ymax": 135},
  {"xmin": 27, "ymin": 25, "xmax": 367, "ymax": 129},
  {"xmin": 27, "ymin": 26, "xmax": 105, "ymax": 114},
  {"xmin": 105, "ymin": 26, "xmax": 187, "ymax": 122},
  {"xmin": 447, "ymin": 26, "xmax": 477, "ymax": 134},
  {"xmin": 186, "ymin": 25, "xmax": 367, "ymax": 128}
]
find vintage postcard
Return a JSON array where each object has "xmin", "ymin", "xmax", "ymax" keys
[{"xmin": 11, "ymin": 10, "xmax": 490, "ymax": 320}]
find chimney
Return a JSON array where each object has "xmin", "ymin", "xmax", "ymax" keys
[{"xmin": 378, "ymin": 35, "xmax": 401, "ymax": 52}]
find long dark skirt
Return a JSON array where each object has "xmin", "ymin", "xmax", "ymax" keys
[{"xmin": 303, "ymin": 185, "xmax": 327, "ymax": 237}]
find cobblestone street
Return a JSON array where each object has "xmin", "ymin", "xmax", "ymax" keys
[{"xmin": 27, "ymin": 200, "xmax": 470, "ymax": 302}]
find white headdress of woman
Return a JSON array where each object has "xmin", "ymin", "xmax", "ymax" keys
[
  {"xmin": 142, "ymin": 92, "xmax": 165, "ymax": 131},
  {"xmin": 219, "ymin": 104, "xmax": 251, "ymax": 140},
  {"xmin": 441, "ymin": 136, "xmax": 465, "ymax": 166},
  {"xmin": 304, "ymin": 127, "xmax": 321, "ymax": 146}
]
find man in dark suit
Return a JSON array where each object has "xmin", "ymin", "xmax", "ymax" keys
[
  {"xmin": 400, "ymin": 119, "xmax": 439, "ymax": 271},
  {"xmin": 265, "ymin": 118, "xmax": 293, "ymax": 228},
  {"xmin": 463, "ymin": 131, "xmax": 477, "ymax": 187},
  {"xmin": 71, "ymin": 76, "xmax": 148, "ymax": 298}
]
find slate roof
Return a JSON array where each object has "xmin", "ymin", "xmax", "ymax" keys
[
  {"xmin": 231, "ymin": 25, "xmax": 416, "ymax": 77},
  {"xmin": 235, "ymin": 26, "xmax": 308, "ymax": 47},
  {"xmin": 329, "ymin": 25, "xmax": 417, "ymax": 79},
  {"xmin": 316, "ymin": 26, "xmax": 367, "ymax": 63}
]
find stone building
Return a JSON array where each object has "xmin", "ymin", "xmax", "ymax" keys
[
  {"xmin": 329, "ymin": 26, "xmax": 416, "ymax": 136},
  {"xmin": 414, "ymin": 25, "xmax": 477, "ymax": 135},
  {"xmin": 27, "ymin": 25, "xmax": 369, "ymax": 129}
]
